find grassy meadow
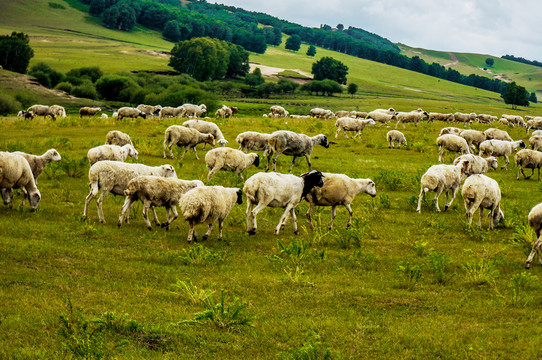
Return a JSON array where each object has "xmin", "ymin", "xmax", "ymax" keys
[{"xmin": 2, "ymin": 113, "xmax": 542, "ymax": 358}]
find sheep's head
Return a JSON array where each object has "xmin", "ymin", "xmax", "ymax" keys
[
  {"xmin": 1, "ymin": 188, "xmax": 12, "ymax": 206},
  {"xmin": 365, "ymin": 180, "xmax": 377, "ymax": 198},
  {"xmin": 218, "ymin": 139, "xmax": 228, "ymax": 147},
  {"xmin": 236, "ymin": 189, "xmax": 243, "ymax": 205},
  {"xmin": 486, "ymin": 156, "xmax": 498, "ymax": 170},
  {"xmin": 253, "ymin": 154, "xmax": 260, "ymax": 167},
  {"xmin": 318, "ymin": 135, "xmax": 329, "ymax": 148},
  {"xmin": 162, "ymin": 164, "xmax": 177, "ymax": 179},
  {"xmin": 46, "ymin": 149, "xmax": 62, "ymax": 162},
  {"xmin": 29, "ymin": 188, "xmax": 41, "ymax": 211},
  {"xmin": 206, "ymin": 135, "xmax": 216, "ymax": 147},
  {"xmin": 493, "ymin": 204, "xmax": 504, "ymax": 226},
  {"xmin": 519, "ymin": 140, "xmax": 527, "ymax": 149},
  {"xmin": 140, "ymin": 112, "xmax": 147, "ymax": 119},
  {"xmin": 300, "ymin": 170, "xmax": 324, "ymax": 199}
]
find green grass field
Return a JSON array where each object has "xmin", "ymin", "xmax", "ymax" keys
[{"xmin": 1, "ymin": 115, "xmax": 542, "ymax": 358}]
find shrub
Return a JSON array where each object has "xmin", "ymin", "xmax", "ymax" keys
[
  {"xmin": 14, "ymin": 93, "xmax": 36, "ymax": 108},
  {"xmin": 54, "ymin": 81, "xmax": 73, "ymax": 93},
  {"xmin": 71, "ymin": 81, "xmax": 98, "ymax": 100},
  {"xmin": 95, "ymin": 74, "xmax": 139, "ymax": 101},
  {"xmin": 0, "ymin": 93, "xmax": 22, "ymax": 115}
]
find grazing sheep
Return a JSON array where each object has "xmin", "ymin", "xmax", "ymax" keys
[
  {"xmin": 118, "ymin": 176, "xmax": 203, "ymax": 230},
  {"xmin": 11, "ymin": 149, "xmax": 61, "ymax": 184},
  {"xmin": 335, "ymin": 110, "xmax": 353, "ymax": 118},
  {"xmin": 477, "ymin": 114, "xmax": 497, "ymax": 124},
  {"xmin": 205, "ymin": 147, "xmax": 259, "ymax": 180},
  {"xmin": 79, "ymin": 107, "xmax": 101, "ymax": 118},
  {"xmin": 533, "ymin": 130, "xmax": 542, "ymax": 137},
  {"xmin": 179, "ymin": 185, "xmax": 243, "ymax": 242},
  {"xmin": 395, "ymin": 108, "xmax": 429, "ymax": 128},
  {"xmin": 267, "ymin": 130, "xmax": 329, "ymax": 172},
  {"xmin": 87, "ymin": 144, "xmax": 138, "ymax": 166},
  {"xmin": 136, "ymin": 104, "xmax": 162, "ymax": 116},
  {"xmin": 270, "ymin": 105, "xmax": 290, "ymax": 118},
  {"xmin": 502, "ymin": 114, "xmax": 525, "ymax": 127},
  {"xmin": 526, "ymin": 118, "xmax": 542, "ymax": 133},
  {"xmin": 163, "ymin": 125, "xmax": 215, "ymax": 160},
  {"xmin": 429, "ymin": 112, "xmax": 454, "ymax": 122},
  {"xmin": 180, "ymin": 103, "xmax": 207, "ymax": 118},
  {"xmin": 460, "ymin": 129, "xmax": 487, "ymax": 152},
  {"xmin": 236, "ymin": 131, "xmax": 271, "ymax": 156},
  {"xmin": 439, "ymin": 127, "xmax": 464, "ymax": 136},
  {"xmin": 499, "ymin": 118, "xmax": 510, "ymax": 126},
  {"xmin": 515, "ymin": 149, "xmax": 542, "ymax": 180},
  {"xmin": 105, "ymin": 130, "xmax": 133, "ymax": 147},
  {"xmin": 479, "ymin": 139, "xmax": 526, "ymax": 169},
  {"xmin": 215, "ymin": 105, "xmax": 233, "ymax": 119},
  {"xmin": 351, "ymin": 111, "xmax": 368, "ymax": 119},
  {"xmin": 334, "ymin": 117, "xmax": 375, "ymax": 138},
  {"xmin": 305, "ymin": 173, "xmax": 376, "ymax": 230},
  {"xmin": 50, "ymin": 105, "xmax": 66, "ymax": 118},
  {"xmin": 436, "ymin": 134, "xmax": 470, "ymax": 162},
  {"xmin": 453, "ymin": 154, "xmax": 498, "ymax": 175},
  {"xmin": 367, "ymin": 109, "xmax": 397, "ymax": 125},
  {"xmin": 525, "ymin": 203, "xmax": 542, "ymax": 268},
  {"xmin": 17, "ymin": 110, "xmax": 34, "ymax": 120},
  {"xmin": 101, "ymin": 113, "xmax": 108, "ymax": 119},
  {"xmin": 28, "ymin": 105, "xmax": 56, "ymax": 120},
  {"xmin": 159, "ymin": 106, "xmax": 183, "ymax": 119},
  {"xmin": 83, "ymin": 161, "xmax": 177, "ymax": 224},
  {"xmin": 182, "ymin": 119, "xmax": 228, "ymax": 147},
  {"xmin": 0, "ymin": 152, "xmax": 41, "ymax": 210},
  {"xmin": 229, "ymin": 106, "xmax": 238, "ymax": 115},
  {"xmin": 309, "ymin": 108, "xmax": 334, "ymax": 119},
  {"xmin": 453, "ymin": 112, "xmax": 477, "ymax": 124},
  {"xmin": 244, "ymin": 170, "xmax": 325, "ymax": 235},
  {"xmin": 483, "ymin": 128, "xmax": 513, "ymax": 141},
  {"xmin": 416, "ymin": 159, "xmax": 470, "ymax": 213},
  {"xmin": 529, "ymin": 136, "xmax": 542, "ymax": 151},
  {"xmin": 462, "ymin": 174, "xmax": 503, "ymax": 229},
  {"xmin": 117, "ymin": 107, "xmax": 147, "ymax": 121},
  {"xmin": 289, "ymin": 115, "xmax": 311, "ymax": 119},
  {"xmin": 386, "ymin": 130, "xmax": 407, "ymax": 148}
]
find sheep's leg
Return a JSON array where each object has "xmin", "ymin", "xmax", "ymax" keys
[
  {"xmin": 290, "ymin": 207, "xmax": 298, "ymax": 235},
  {"xmin": 164, "ymin": 206, "xmax": 178, "ymax": 231},
  {"xmin": 217, "ymin": 219, "xmax": 224, "ymax": 241},
  {"xmin": 416, "ymin": 187, "xmax": 426, "ymax": 213},
  {"xmin": 83, "ymin": 184, "xmax": 99, "ymax": 219},
  {"xmin": 444, "ymin": 186, "xmax": 458, "ymax": 211},
  {"xmin": 142, "ymin": 201, "xmax": 152, "ymax": 230},
  {"xmin": 304, "ymin": 154, "xmax": 312, "ymax": 170},
  {"xmin": 525, "ymin": 234, "xmax": 542, "ymax": 269},
  {"xmin": 179, "ymin": 146, "xmax": 189, "ymax": 160},
  {"xmin": 250, "ymin": 200, "xmax": 271, "ymax": 235},
  {"xmin": 335, "ymin": 127, "xmax": 341, "ymax": 139},
  {"xmin": 478, "ymin": 208, "xmax": 484, "ymax": 229},
  {"xmin": 96, "ymin": 190, "xmax": 109, "ymax": 224},
  {"xmin": 328, "ymin": 205, "xmax": 338, "ymax": 229},
  {"xmin": 192, "ymin": 146, "xmax": 199, "ymax": 160},
  {"xmin": 395, "ymin": 120, "xmax": 400, "ymax": 129},
  {"xmin": 117, "ymin": 196, "xmax": 133, "ymax": 227},
  {"xmin": 20, "ymin": 187, "xmax": 28, "ymax": 207},
  {"xmin": 502, "ymin": 154, "xmax": 509, "ymax": 170},
  {"xmin": 289, "ymin": 156, "xmax": 297, "ymax": 172},
  {"xmin": 275, "ymin": 204, "xmax": 294, "ymax": 235},
  {"xmin": 438, "ymin": 147, "xmax": 444, "ymax": 162},
  {"xmin": 517, "ymin": 167, "xmax": 524, "ymax": 180},
  {"xmin": 163, "ymin": 141, "xmax": 169, "ymax": 158},
  {"xmin": 265, "ymin": 152, "xmax": 273, "ymax": 172},
  {"xmin": 343, "ymin": 129, "xmax": 349, "ymax": 139},
  {"xmin": 272, "ymin": 153, "xmax": 281, "ymax": 172},
  {"xmin": 187, "ymin": 222, "xmax": 197, "ymax": 243},
  {"xmin": 306, "ymin": 203, "xmax": 316, "ymax": 231},
  {"xmin": 246, "ymin": 200, "xmax": 255, "ymax": 234},
  {"xmin": 354, "ymin": 130, "xmax": 361, "ymax": 138},
  {"xmin": 202, "ymin": 223, "xmax": 213, "ymax": 241},
  {"xmin": 345, "ymin": 204, "xmax": 354, "ymax": 228},
  {"xmin": 152, "ymin": 207, "xmax": 160, "ymax": 226},
  {"xmin": 433, "ymin": 188, "xmax": 443, "ymax": 213},
  {"xmin": 207, "ymin": 166, "xmax": 220, "ymax": 180}
]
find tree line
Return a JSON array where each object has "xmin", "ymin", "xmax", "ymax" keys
[{"xmin": 501, "ymin": 55, "xmax": 542, "ymax": 68}]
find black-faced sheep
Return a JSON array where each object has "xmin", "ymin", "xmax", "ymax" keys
[
  {"xmin": 267, "ymin": 130, "xmax": 329, "ymax": 172},
  {"xmin": 479, "ymin": 139, "xmax": 526, "ymax": 169}
]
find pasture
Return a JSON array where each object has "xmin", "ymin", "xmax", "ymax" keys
[{"xmin": 1, "ymin": 112, "xmax": 542, "ymax": 359}]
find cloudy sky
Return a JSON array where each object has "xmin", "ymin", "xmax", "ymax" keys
[{"xmin": 213, "ymin": 0, "xmax": 542, "ymax": 60}]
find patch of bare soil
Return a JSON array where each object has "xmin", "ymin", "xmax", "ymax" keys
[{"xmin": 249, "ymin": 62, "xmax": 313, "ymax": 84}]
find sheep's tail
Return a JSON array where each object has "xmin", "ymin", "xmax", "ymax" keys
[
  {"xmin": 164, "ymin": 128, "xmax": 172, "ymax": 146},
  {"xmin": 181, "ymin": 197, "xmax": 209, "ymax": 223},
  {"xmin": 268, "ymin": 136, "xmax": 278, "ymax": 154}
]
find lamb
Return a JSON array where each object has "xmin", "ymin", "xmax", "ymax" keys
[
  {"xmin": 395, "ymin": 108, "xmax": 429, "ymax": 128},
  {"xmin": 453, "ymin": 112, "xmax": 477, "ymax": 124},
  {"xmin": 83, "ymin": 160, "xmax": 177, "ymax": 224},
  {"xmin": 305, "ymin": 173, "xmax": 376, "ymax": 230},
  {"xmin": 136, "ymin": 104, "xmax": 162, "ymax": 116},
  {"xmin": 182, "ymin": 119, "xmax": 228, "ymax": 147},
  {"xmin": 386, "ymin": 130, "xmax": 407, "ymax": 148},
  {"xmin": 49, "ymin": 105, "xmax": 66, "ymax": 118},
  {"xmin": 17, "ymin": 110, "xmax": 34, "ymax": 120},
  {"xmin": 179, "ymin": 185, "xmax": 243, "ymax": 242},
  {"xmin": 459, "ymin": 129, "xmax": 487, "ymax": 152},
  {"xmin": 215, "ymin": 105, "xmax": 233, "ymax": 119},
  {"xmin": 416, "ymin": 159, "xmax": 470, "ymax": 213},
  {"xmin": 236, "ymin": 131, "xmax": 271, "ymax": 156},
  {"xmin": 529, "ymin": 136, "xmax": 542, "ymax": 151},
  {"xmin": 105, "ymin": 130, "xmax": 133, "ymax": 147},
  {"xmin": 267, "ymin": 130, "xmax": 329, "ymax": 172},
  {"xmin": 118, "ymin": 176, "xmax": 203, "ymax": 230},
  {"xmin": 525, "ymin": 203, "xmax": 542, "ymax": 268},
  {"xmin": 461, "ymin": 174, "xmax": 503, "ymax": 230},
  {"xmin": 0, "ymin": 152, "xmax": 41, "ymax": 210},
  {"xmin": 436, "ymin": 134, "xmax": 470, "ymax": 162},
  {"xmin": 163, "ymin": 125, "xmax": 215, "ymax": 160},
  {"xmin": 499, "ymin": 118, "xmax": 510, "ymax": 127},
  {"xmin": 270, "ymin": 105, "xmax": 289, "ymax": 118},
  {"xmin": 334, "ymin": 117, "xmax": 375, "ymax": 138},
  {"xmin": 453, "ymin": 154, "xmax": 498, "ymax": 175},
  {"xmin": 367, "ymin": 109, "xmax": 397, "ymax": 125},
  {"xmin": 515, "ymin": 149, "xmax": 542, "ymax": 180},
  {"xmin": 27, "ymin": 105, "xmax": 56, "ymax": 120},
  {"xmin": 159, "ymin": 106, "xmax": 183, "ymax": 119},
  {"xmin": 11, "ymin": 149, "xmax": 61, "ymax": 184},
  {"xmin": 180, "ymin": 103, "xmax": 207, "ymax": 118},
  {"xmin": 244, "ymin": 170, "xmax": 324, "ymax": 235},
  {"xmin": 79, "ymin": 107, "xmax": 101, "ymax": 118},
  {"xmin": 479, "ymin": 139, "xmax": 526, "ymax": 169},
  {"xmin": 205, "ymin": 147, "xmax": 259, "ymax": 180},
  {"xmin": 429, "ymin": 112, "xmax": 454, "ymax": 122},
  {"xmin": 483, "ymin": 128, "xmax": 513, "ymax": 141},
  {"xmin": 117, "ymin": 107, "xmax": 147, "ymax": 120},
  {"xmin": 87, "ymin": 144, "xmax": 138, "ymax": 166},
  {"xmin": 439, "ymin": 127, "xmax": 464, "ymax": 136}
]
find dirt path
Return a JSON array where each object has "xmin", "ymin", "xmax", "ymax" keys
[
  {"xmin": 249, "ymin": 62, "xmax": 313, "ymax": 80},
  {"xmin": 443, "ymin": 52, "xmax": 459, "ymax": 67}
]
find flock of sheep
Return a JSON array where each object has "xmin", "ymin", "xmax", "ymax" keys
[{"xmin": 5, "ymin": 103, "xmax": 542, "ymax": 268}]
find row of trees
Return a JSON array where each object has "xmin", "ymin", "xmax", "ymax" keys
[{"xmin": 502, "ymin": 55, "xmax": 542, "ymax": 68}]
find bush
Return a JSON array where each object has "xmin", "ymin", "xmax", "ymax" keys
[
  {"xmin": 54, "ymin": 81, "xmax": 73, "ymax": 93},
  {"xmin": 14, "ymin": 93, "xmax": 36, "ymax": 108},
  {"xmin": 66, "ymin": 66, "xmax": 103, "ymax": 83},
  {"xmin": 28, "ymin": 62, "xmax": 65, "ymax": 88},
  {"xmin": 0, "ymin": 93, "xmax": 22, "ymax": 115},
  {"xmin": 95, "ymin": 74, "xmax": 139, "ymax": 101},
  {"xmin": 71, "ymin": 80, "xmax": 97, "ymax": 100}
]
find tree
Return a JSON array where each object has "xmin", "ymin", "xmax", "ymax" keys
[
  {"xmin": 502, "ymin": 81, "xmax": 529, "ymax": 109},
  {"xmin": 226, "ymin": 43, "xmax": 250, "ymax": 78},
  {"xmin": 311, "ymin": 56, "xmax": 349, "ymax": 85},
  {"xmin": 0, "ymin": 32, "xmax": 34, "ymax": 73},
  {"xmin": 306, "ymin": 45, "xmax": 316, "ymax": 57},
  {"xmin": 244, "ymin": 67, "xmax": 264, "ymax": 87},
  {"xmin": 102, "ymin": 3, "xmax": 136, "ymax": 31},
  {"xmin": 530, "ymin": 92, "xmax": 538, "ymax": 103},
  {"xmin": 485, "ymin": 58, "xmax": 494, "ymax": 67},
  {"xmin": 347, "ymin": 83, "xmax": 358, "ymax": 97},
  {"xmin": 337, "ymin": 24, "xmax": 344, "ymax": 31},
  {"xmin": 285, "ymin": 34, "xmax": 301, "ymax": 52}
]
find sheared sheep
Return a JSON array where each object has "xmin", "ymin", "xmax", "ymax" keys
[
  {"xmin": 105, "ymin": 130, "xmax": 133, "ymax": 147},
  {"xmin": 0, "ymin": 152, "xmax": 41, "ymax": 210},
  {"xmin": 462, "ymin": 174, "xmax": 503, "ymax": 229},
  {"xmin": 244, "ymin": 170, "xmax": 324, "ymax": 235},
  {"xmin": 83, "ymin": 160, "xmax": 177, "ymax": 224},
  {"xmin": 395, "ymin": 108, "xmax": 429, "ymax": 128},
  {"xmin": 453, "ymin": 154, "xmax": 498, "ymax": 175},
  {"xmin": 416, "ymin": 159, "xmax": 470, "ymax": 213},
  {"xmin": 483, "ymin": 128, "xmax": 513, "ymax": 141},
  {"xmin": 12, "ymin": 149, "xmax": 61, "ymax": 184},
  {"xmin": 334, "ymin": 117, "xmax": 375, "ymax": 138},
  {"xmin": 117, "ymin": 107, "xmax": 147, "ymax": 121},
  {"xmin": 182, "ymin": 119, "xmax": 227, "ymax": 147},
  {"xmin": 267, "ymin": 130, "xmax": 329, "ymax": 172},
  {"xmin": 179, "ymin": 185, "xmax": 243, "ymax": 242},
  {"xmin": 79, "ymin": 107, "xmax": 101, "ymax": 118},
  {"xmin": 515, "ymin": 149, "xmax": 542, "ymax": 180},
  {"xmin": 28, "ymin": 105, "xmax": 56, "ymax": 120},
  {"xmin": 436, "ymin": 134, "xmax": 470, "ymax": 162},
  {"xmin": 236, "ymin": 131, "xmax": 271, "ymax": 156},
  {"xmin": 163, "ymin": 125, "xmax": 215, "ymax": 160},
  {"xmin": 525, "ymin": 203, "xmax": 542, "ymax": 268},
  {"xmin": 180, "ymin": 103, "xmax": 207, "ymax": 118},
  {"xmin": 479, "ymin": 139, "xmax": 526, "ymax": 169},
  {"xmin": 87, "ymin": 144, "xmax": 138, "ymax": 166},
  {"xmin": 205, "ymin": 147, "xmax": 259, "ymax": 180},
  {"xmin": 305, "ymin": 173, "xmax": 376, "ymax": 230},
  {"xmin": 386, "ymin": 130, "xmax": 407, "ymax": 148},
  {"xmin": 460, "ymin": 129, "xmax": 487, "ymax": 153}
]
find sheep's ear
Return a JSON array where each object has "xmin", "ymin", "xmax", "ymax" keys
[{"xmin": 236, "ymin": 189, "xmax": 243, "ymax": 204}]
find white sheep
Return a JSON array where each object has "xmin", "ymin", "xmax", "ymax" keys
[
  {"xmin": 526, "ymin": 118, "xmax": 542, "ymax": 133},
  {"xmin": 117, "ymin": 107, "xmax": 147, "ymax": 120},
  {"xmin": 136, "ymin": 104, "xmax": 162, "ymax": 116},
  {"xmin": 0, "ymin": 152, "xmax": 41, "ymax": 210},
  {"xmin": 267, "ymin": 130, "xmax": 329, "ymax": 172},
  {"xmin": 83, "ymin": 160, "xmax": 177, "ymax": 224},
  {"xmin": 459, "ymin": 129, "xmax": 487, "ymax": 152},
  {"xmin": 105, "ymin": 130, "xmax": 133, "ymax": 147},
  {"xmin": 289, "ymin": 115, "xmax": 311, "ymax": 119},
  {"xmin": 179, "ymin": 185, "xmax": 243, "ymax": 242},
  {"xmin": 515, "ymin": 149, "xmax": 542, "ymax": 180},
  {"xmin": 182, "ymin": 119, "xmax": 227, "ymax": 147},
  {"xmin": 479, "ymin": 139, "xmax": 526, "ymax": 169},
  {"xmin": 87, "ymin": 144, "xmax": 138, "ymax": 166},
  {"xmin": 462, "ymin": 174, "xmax": 503, "ymax": 229},
  {"xmin": 436, "ymin": 134, "xmax": 471, "ymax": 162},
  {"xmin": 236, "ymin": 131, "xmax": 271, "ymax": 156},
  {"xmin": 533, "ymin": 130, "xmax": 542, "ymax": 137},
  {"xmin": 309, "ymin": 108, "xmax": 334, "ymax": 119},
  {"xmin": 386, "ymin": 130, "xmax": 407, "ymax": 148},
  {"xmin": 205, "ymin": 147, "xmax": 259, "ymax": 180},
  {"xmin": 118, "ymin": 176, "xmax": 203, "ymax": 230},
  {"xmin": 101, "ymin": 113, "xmax": 108, "ymax": 119},
  {"xmin": 525, "ymin": 203, "xmax": 542, "ymax": 268},
  {"xmin": 453, "ymin": 154, "xmax": 498, "ymax": 175},
  {"xmin": 79, "ymin": 107, "xmax": 101, "ymax": 118},
  {"xmin": 529, "ymin": 136, "xmax": 542, "ymax": 151},
  {"xmin": 163, "ymin": 125, "xmax": 215, "ymax": 160},
  {"xmin": 270, "ymin": 105, "xmax": 289, "ymax": 118},
  {"xmin": 416, "ymin": 159, "xmax": 470, "ymax": 213},
  {"xmin": 429, "ymin": 112, "xmax": 454, "ymax": 122},
  {"xmin": 477, "ymin": 114, "xmax": 497, "ymax": 124},
  {"xmin": 395, "ymin": 108, "xmax": 429, "ymax": 128},
  {"xmin": 439, "ymin": 127, "xmax": 464, "ymax": 136},
  {"xmin": 483, "ymin": 128, "xmax": 513, "ymax": 141},
  {"xmin": 453, "ymin": 112, "xmax": 476, "ymax": 124},
  {"xmin": 50, "ymin": 105, "xmax": 66, "ymax": 118},
  {"xmin": 305, "ymin": 173, "xmax": 376, "ymax": 230},
  {"xmin": 335, "ymin": 110, "xmax": 353, "ymax": 118},
  {"xmin": 215, "ymin": 105, "xmax": 233, "ymax": 119},
  {"xmin": 28, "ymin": 105, "xmax": 56, "ymax": 120},
  {"xmin": 11, "ymin": 149, "xmax": 61, "ymax": 184},
  {"xmin": 159, "ymin": 106, "xmax": 183, "ymax": 119},
  {"xmin": 244, "ymin": 170, "xmax": 324, "ymax": 235},
  {"xmin": 367, "ymin": 109, "xmax": 397, "ymax": 125},
  {"xmin": 180, "ymin": 103, "xmax": 207, "ymax": 118},
  {"xmin": 334, "ymin": 117, "xmax": 375, "ymax": 139},
  {"xmin": 351, "ymin": 111, "xmax": 368, "ymax": 119}
]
